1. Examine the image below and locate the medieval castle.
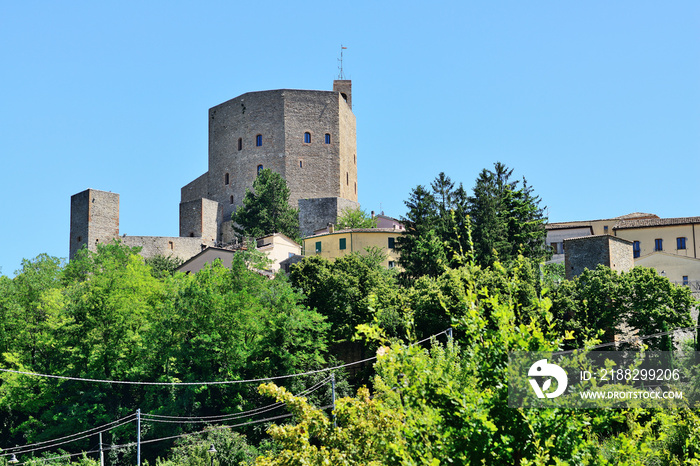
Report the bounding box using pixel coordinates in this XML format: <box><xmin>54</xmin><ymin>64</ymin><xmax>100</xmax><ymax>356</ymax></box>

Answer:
<box><xmin>69</xmin><ymin>80</ymin><xmax>360</xmax><ymax>261</ymax></box>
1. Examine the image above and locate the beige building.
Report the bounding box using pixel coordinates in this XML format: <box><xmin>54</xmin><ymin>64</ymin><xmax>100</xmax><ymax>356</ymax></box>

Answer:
<box><xmin>302</xmin><ymin>228</ymin><xmax>402</xmax><ymax>269</ymax></box>
<box><xmin>547</xmin><ymin>213</ymin><xmax>700</xmax><ymax>289</ymax></box>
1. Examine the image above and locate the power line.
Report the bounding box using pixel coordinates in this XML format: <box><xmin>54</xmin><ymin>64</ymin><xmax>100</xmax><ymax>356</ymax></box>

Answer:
<box><xmin>0</xmin><ymin>330</ymin><xmax>451</xmax><ymax>386</ymax></box>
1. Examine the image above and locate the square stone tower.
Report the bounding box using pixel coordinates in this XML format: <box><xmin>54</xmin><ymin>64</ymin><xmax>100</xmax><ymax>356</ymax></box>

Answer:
<box><xmin>69</xmin><ymin>189</ymin><xmax>120</xmax><ymax>258</ymax></box>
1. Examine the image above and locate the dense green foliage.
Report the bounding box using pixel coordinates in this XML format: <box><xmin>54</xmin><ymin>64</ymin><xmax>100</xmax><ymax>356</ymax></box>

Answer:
<box><xmin>335</xmin><ymin>206</ymin><xmax>378</xmax><ymax>229</ymax></box>
<box><xmin>231</xmin><ymin>169</ymin><xmax>300</xmax><ymax>242</ymax></box>
<box><xmin>2</xmin><ymin>164</ymin><xmax>699</xmax><ymax>465</ymax></box>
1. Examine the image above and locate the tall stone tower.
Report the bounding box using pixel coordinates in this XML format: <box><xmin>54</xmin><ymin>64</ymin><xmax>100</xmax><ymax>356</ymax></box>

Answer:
<box><xmin>69</xmin><ymin>189</ymin><xmax>120</xmax><ymax>258</ymax></box>
<box><xmin>180</xmin><ymin>80</ymin><xmax>359</xmax><ymax>242</ymax></box>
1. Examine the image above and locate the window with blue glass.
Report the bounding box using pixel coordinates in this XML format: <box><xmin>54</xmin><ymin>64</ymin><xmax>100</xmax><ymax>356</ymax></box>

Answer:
<box><xmin>388</xmin><ymin>237</ymin><xmax>395</xmax><ymax>249</ymax></box>
<box><xmin>677</xmin><ymin>237</ymin><xmax>687</xmax><ymax>250</ymax></box>
<box><xmin>257</xmin><ymin>164</ymin><xmax>263</xmax><ymax>175</ymax></box>
<box><xmin>339</xmin><ymin>238</ymin><xmax>346</xmax><ymax>250</ymax></box>
<box><xmin>256</xmin><ymin>134</ymin><xmax>262</xmax><ymax>146</ymax></box>
<box><xmin>633</xmin><ymin>241</ymin><xmax>641</xmax><ymax>258</ymax></box>
<box><xmin>325</xmin><ymin>133</ymin><xmax>331</xmax><ymax>144</ymax></box>
<box><xmin>304</xmin><ymin>132</ymin><xmax>311</xmax><ymax>143</ymax></box>
<box><xmin>654</xmin><ymin>238</ymin><xmax>663</xmax><ymax>251</ymax></box>
<box><xmin>683</xmin><ymin>276</ymin><xmax>689</xmax><ymax>286</ymax></box>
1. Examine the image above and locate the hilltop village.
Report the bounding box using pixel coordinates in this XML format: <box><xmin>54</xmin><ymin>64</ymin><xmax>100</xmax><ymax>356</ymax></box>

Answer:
<box><xmin>69</xmin><ymin>80</ymin><xmax>700</xmax><ymax>289</ymax></box>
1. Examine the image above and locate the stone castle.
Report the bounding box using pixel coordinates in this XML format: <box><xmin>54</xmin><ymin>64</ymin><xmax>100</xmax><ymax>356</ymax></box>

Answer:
<box><xmin>70</xmin><ymin>80</ymin><xmax>360</xmax><ymax>261</ymax></box>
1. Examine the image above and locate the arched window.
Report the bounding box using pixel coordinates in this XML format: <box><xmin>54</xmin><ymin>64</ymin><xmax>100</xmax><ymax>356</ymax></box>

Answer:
<box><xmin>304</xmin><ymin>132</ymin><xmax>311</xmax><ymax>144</ymax></box>
<box><xmin>225</xmin><ymin>173</ymin><xmax>229</xmax><ymax>185</ymax></box>
<box><xmin>257</xmin><ymin>164</ymin><xmax>264</xmax><ymax>175</ymax></box>
<box><xmin>325</xmin><ymin>133</ymin><xmax>331</xmax><ymax>144</ymax></box>
<box><xmin>238</xmin><ymin>138</ymin><xmax>242</xmax><ymax>151</ymax></box>
<box><xmin>256</xmin><ymin>135</ymin><xmax>262</xmax><ymax>147</ymax></box>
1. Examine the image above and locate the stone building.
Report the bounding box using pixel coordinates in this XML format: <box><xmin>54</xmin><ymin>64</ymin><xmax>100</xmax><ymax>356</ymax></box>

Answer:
<box><xmin>70</xmin><ymin>80</ymin><xmax>360</xmax><ymax>260</ymax></box>
<box><xmin>563</xmin><ymin>235</ymin><xmax>634</xmax><ymax>280</ymax></box>
<box><xmin>181</xmin><ymin>80</ymin><xmax>359</xmax><ymax>243</ymax></box>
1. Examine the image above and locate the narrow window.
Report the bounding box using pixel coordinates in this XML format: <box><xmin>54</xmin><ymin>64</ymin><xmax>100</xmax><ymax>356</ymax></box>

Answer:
<box><xmin>168</xmin><ymin>241</ymin><xmax>174</xmax><ymax>250</ymax></box>
<box><xmin>354</xmin><ymin>182</ymin><xmax>357</xmax><ymax>194</ymax></box>
<box><xmin>304</xmin><ymin>132</ymin><xmax>311</xmax><ymax>143</ymax></box>
<box><xmin>654</xmin><ymin>238</ymin><xmax>663</xmax><ymax>252</ymax></box>
<box><xmin>299</xmin><ymin>160</ymin><xmax>303</xmax><ymax>168</ymax></box>
<box><xmin>325</xmin><ymin>133</ymin><xmax>331</xmax><ymax>144</ymax></box>
<box><xmin>77</xmin><ymin>236</ymin><xmax>82</xmax><ymax>242</ymax></box>
<box><xmin>346</xmin><ymin>172</ymin><xmax>349</xmax><ymax>185</ymax></box>
<box><xmin>230</xmin><ymin>195</ymin><xmax>234</xmax><ymax>204</ymax></box>
<box><xmin>225</xmin><ymin>173</ymin><xmax>229</xmax><ymax>185</ymax></box>
<box><xmin>633</xmin><ymin>241</ymin><xmax>640</xmax><ymax>258</ymax></box>
<box><xmin>257</xmin><ymin>164</ymin><xmax>263</xmax><ymax>175</ymax></box>
<box><xmin>603</xmin><ymin>225</ymin><xmax>608</xmax><ymax>234</ymax></box>
<box><xmin>677</xmin><ymin>237</ymin><xmax>687</xmax><ymax>250</ymax></box>
<box><xmin>339</xmin><ymin>238</ymin><xmax>346</xmax><ymax>250</ymax></box>
<box><xmin>683</xmin><ymin>276</ymin><xmax>689</xmax><ymax>286</ymax></box>
<box><xmin>354</xmin><ymin>154</ymin><xmax>356</xmax><ymax>164</ymax></box>
<box><xmin>238</xmin><ymin>138</ymin><xmax>242</xmax><ymax>151</ymax></box>
<box><xmin>256</xmin><ymin>134</ymin><xmax>262</xmax><ymax>146</ymax></box>
<box><xmin>315</xmin><ymin>241</ymin><xmax>322</xmax><ymax>253</ymax></box>
<box><xmin>388</xmin><ymin>237</ymin><xmax>396</xmax><ymax>249</ymax></box>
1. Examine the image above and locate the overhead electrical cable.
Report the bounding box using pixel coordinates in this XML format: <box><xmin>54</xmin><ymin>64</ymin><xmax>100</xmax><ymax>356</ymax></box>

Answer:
<box><xmin>0</xmin><ymin>329</ymin><xmax>451</xmax><ymax>386</ymax></box>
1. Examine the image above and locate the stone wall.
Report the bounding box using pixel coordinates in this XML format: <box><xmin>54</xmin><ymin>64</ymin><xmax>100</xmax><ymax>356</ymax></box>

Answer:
<box><xmin>69</xmin><ymin>189</ymin><xmax>120</xmax><ymax>258</ymax></box>
<box><xmin>179</xmin><ymin>198</ymin><xmax>222</xmax><ymax>243</ymax></box>
<box><xmin>181</xmin><ymin>173</ymin><xmax>208</xmax><ymax>203</ymax></box>
<box><xmin>564</xmin><ymin>235</ymin><xmax>633</xmax><ymax>280</ymax></box>
<box><xmin>299</xmin><ymin>197</ymin><xmax>360</xmax><ymax>238</ymax></box>
<box><xmin>121</xmin><ymin>236</ymin><xmax>213</xmax><ymax>262</ymax></box>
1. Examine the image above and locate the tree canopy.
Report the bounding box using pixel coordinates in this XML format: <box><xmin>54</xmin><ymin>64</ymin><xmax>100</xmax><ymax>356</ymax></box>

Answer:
<box><xmin>231</xmin><ymin>169</ymin><xmax>300</xmax><ymax>242</ymax></box>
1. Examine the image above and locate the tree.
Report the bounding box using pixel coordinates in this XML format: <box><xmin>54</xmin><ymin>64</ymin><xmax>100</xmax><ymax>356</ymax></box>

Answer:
<box><xmin>335</xmin><ymin>206</ymin><xmax>377</xmax><ymax>229</ymax></box>
<box><xmin>231</xmin><ymin>169</ymin><xmax>300</xmax><ymax>241</ymax></box>
<box><xmin>468</xmin><ymin>162</ymin><xmax>549</xmax><ymax>267</ymax></box>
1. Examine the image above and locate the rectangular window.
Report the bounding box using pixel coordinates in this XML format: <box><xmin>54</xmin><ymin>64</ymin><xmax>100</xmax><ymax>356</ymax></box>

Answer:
<box><xmin>325</xmin><ymin>133</ymin><xmax>331</xmax><ymax>144</ymax></box>
<box><xmin>388</xmin><ymin>237</ymin><xmax>395</xmax><ymax>249</ymax></box>
<box><xmin>654</xmin><ymin>238</ymin><xmax>663</xmax><ymax>252</ymax></box>
<box><xmin>677</xmin><ymin>237</ymin><xmax>687</xmax><ymax>250</ymax></box>
<box><xmin>256</xmin><ymin>135</ymin><xmax>262</xmax><ymax>146</ymax></box>
<box><xmin>315</xmin><ymin>241</ymin><xmax>322</xmax><ymax>253</ymax></box>
<box><xmin>603</xmin><ymin>225</ymin><xmax>608</xmax><ymax>234</ymax></box>
<box><xmin>633</xmin><ymin>241</ymin><xmax>641</xmax><ymax>258</ymax></box>
<box><xmin>339</xmin><ymin>238</ymin><xmax>346</xmax><ymax>250</ymax></box>
<box><xmin>388</xmin><ymin>261</ymin><xmax>395</xmax><ymax>268</ymax></box>
<box><xmin>683</xmin><ymin>276</ymin><xmax>689</xmax><ymax>286</ymax></box>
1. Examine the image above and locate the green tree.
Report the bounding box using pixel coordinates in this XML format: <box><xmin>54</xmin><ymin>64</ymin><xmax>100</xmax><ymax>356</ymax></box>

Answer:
<box><xmin>468</xmin><ymin>162</ymin><xmax>548</xmax><ymax>267</ymax></box>
<box><xmin>231</xmin><ymin>169</ymin><xmax>300</xmax><ymax>242</ymax></box>
<box><xmin>335</xmin><ymin>206</ymin><xmax>378</xmax><ymax>229</ymax></box>
<box><xmin>145</xmin><ymin>254</ymin><xmax>184</xmax><ymax>279</ymax></box>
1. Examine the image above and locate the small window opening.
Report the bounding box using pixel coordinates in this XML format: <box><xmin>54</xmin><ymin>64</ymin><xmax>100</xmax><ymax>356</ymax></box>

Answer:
<box><xmin>256</xmin><ymin>134</ymin><xmax>262</xmax><ymax>146</ymax></box>
<box><xmin>77</xmin><ymin>236</ymin><xmax>82</xmax><ymax>242</ymax></box>
<box><xmin>325</xmin><ymin>133</ymin><xmax>331</xmax><ymax>144</ymax></box>
<box><xmin>257</xmin><ymin>164</ymin><xmax>263</xmax><ymax>175</ymax></box>
<box><xmin>168</xmin><ymin>241</ymin><xmax>174</xmax><ymax>251</ymax></box>
<box><xmin>299</xmin><ymin>160</ymin><xmax>303</xmax><ymax>168</ymax></box>
<box><xmin>341</xmin><ymin>93</ymin><xmax>348</xmax><ymax>102</ymax></box>
<box><xmin>225</xmin><ymin>173</ymin><xmax>229</xmax><ymax>185</ymax></box>
<box><xmin>353</xmin><ymin>154</ymin><xmax>356</xmax><ymax>164</ymax></box>
<box><xmin>189</xmin><ymin>232</ymin><xmax>194</xmax><ymax>237</ymax></box>
<box><xmin>230</xmin><ymin>195</ymin><xmax>234</xmax><ymax>204</ymax></box>
<box><xmin>238</xmin><ymin>138</ymin><xmax>242</xmax><ymax>151</ymax></box>
<box><xmin>354</xmin><ymin>182</ymin><xmax>357</xmax><ymax>195</ymax></box>
<box><xmin>304</xmin><ymin>132</ymin><xmax>311</xmax><ymax>143</ymax></box>
<box><xmin>346</xmin><ymin>172</ymin><xmax>349</xmax><ymax>185</ymax></box>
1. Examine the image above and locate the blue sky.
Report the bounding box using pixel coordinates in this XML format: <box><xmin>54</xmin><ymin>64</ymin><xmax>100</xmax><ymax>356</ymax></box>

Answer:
<box><xmin>1</xmin><ymin>1</ymin><xmax>698</xmax><ymax>276</ymax></box>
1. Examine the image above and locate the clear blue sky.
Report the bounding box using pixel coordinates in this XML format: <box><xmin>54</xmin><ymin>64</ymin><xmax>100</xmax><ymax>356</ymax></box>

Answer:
<box><xmin>1</xmin><ymin>1</ymin><xmax>698</xmax><ymax>276</ymax></box>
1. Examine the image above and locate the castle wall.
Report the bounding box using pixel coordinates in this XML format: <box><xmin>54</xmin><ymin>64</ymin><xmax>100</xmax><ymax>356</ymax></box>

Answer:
<box><xmin>338</xmin><ymin>92</ymin><xmax>357</xmax><ymax>201</ymax></box>
<box><xmin>179</xmin><ymin>198</ymin><xmax>222</xmax><ymax>242</ymax></box>
<box><xmin>208</xmin><ymin>90</ymin><xmax>287</xmax><ymax>221</ymax></box>
<box><xmin>299</xmin><ymin>197</ymin><xmax>360</xmax><ymax>238</ymax></box>
<box><xmin>70</xmin><ymin>189</ymin><xmax>120</xmax><ymax>258</ymax></box>
<box><xmin>121</xmin><ymin>236</ymin><xmax>212</xmax><ymax>262</ymax></box>
<box><xmin>181</xmin><ymin>172</ymin><xmax>209</xmax><ymax>203</ymax></box>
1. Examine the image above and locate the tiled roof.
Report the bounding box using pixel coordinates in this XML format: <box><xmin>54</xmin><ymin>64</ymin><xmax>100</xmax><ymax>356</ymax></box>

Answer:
<box><xmin>304</xmin><ymin>228</ymin><xmax>403</xmax><ymax>239</ymax></box>
<box><xmin>613</xmin><ymin>216</ymin><xmax>700</xmax><ymax>230</ymax></box>
<box><xmin>546</xmin><ymin>213</ymin><xmax>658</xmax><ymax>230</ymax></box>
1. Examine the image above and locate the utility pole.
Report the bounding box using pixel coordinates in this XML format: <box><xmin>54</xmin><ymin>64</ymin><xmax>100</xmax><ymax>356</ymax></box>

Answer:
<box><xmin>99</xmin><ymin>432</ymin><xmax>104</xmax><ymax>466</ymax></box>
<box><xmin>331</xmin><ymin>373</ymin><xmax>337</xmax><ymax>428</ymax></box>
<box><xmin>136</xmin><ymin>409</ymin><xmax>141</xmax><ymax>466</ymax></box>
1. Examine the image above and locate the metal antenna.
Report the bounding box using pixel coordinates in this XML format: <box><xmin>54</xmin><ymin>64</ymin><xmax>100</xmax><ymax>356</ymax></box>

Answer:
<box><xmin>338</xmin><ymin>45</ymin><xmax>347</xmax><ymax>79</ymax></box>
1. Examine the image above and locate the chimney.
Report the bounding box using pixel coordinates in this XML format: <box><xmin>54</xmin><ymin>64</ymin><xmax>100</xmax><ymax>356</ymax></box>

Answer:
<box><xmin>371</xmin><ymin>210</ymin><xmax>375</xmax><ymax>218</ymax></box>
<box><xmin>328</xmin><ymin>223</ymin><xmax>335</xmax><ymax>233</ymax></box>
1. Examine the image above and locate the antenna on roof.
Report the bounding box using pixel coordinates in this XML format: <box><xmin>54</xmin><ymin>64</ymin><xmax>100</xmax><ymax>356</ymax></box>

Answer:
<box><xmin>338</xmin><ymin>45</ymin><xmax>347</xmax><ymax>79</ymax></box>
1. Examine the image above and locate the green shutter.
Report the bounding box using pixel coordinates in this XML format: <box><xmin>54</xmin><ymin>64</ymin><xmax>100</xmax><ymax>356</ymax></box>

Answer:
<box><xmin>339</xmin><ymin>238</ymin><xmax>347</xmax><ymax>250</ymax></box>
<box><xmin>315</xmin><ymin>241</ymin><xmax>322</xmax><ymax>253</ymax></box>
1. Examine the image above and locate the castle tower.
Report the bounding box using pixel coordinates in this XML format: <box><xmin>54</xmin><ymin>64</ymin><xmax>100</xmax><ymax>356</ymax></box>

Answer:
<box><xmin>69</xmin><ymin>189</ymin><xmax>120</xmax><ymax>258</ymax></box>
<box><xmin>180</xmin><ymin>80</ymin><xmax>359</xmax><ymax>242</ymax></box>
